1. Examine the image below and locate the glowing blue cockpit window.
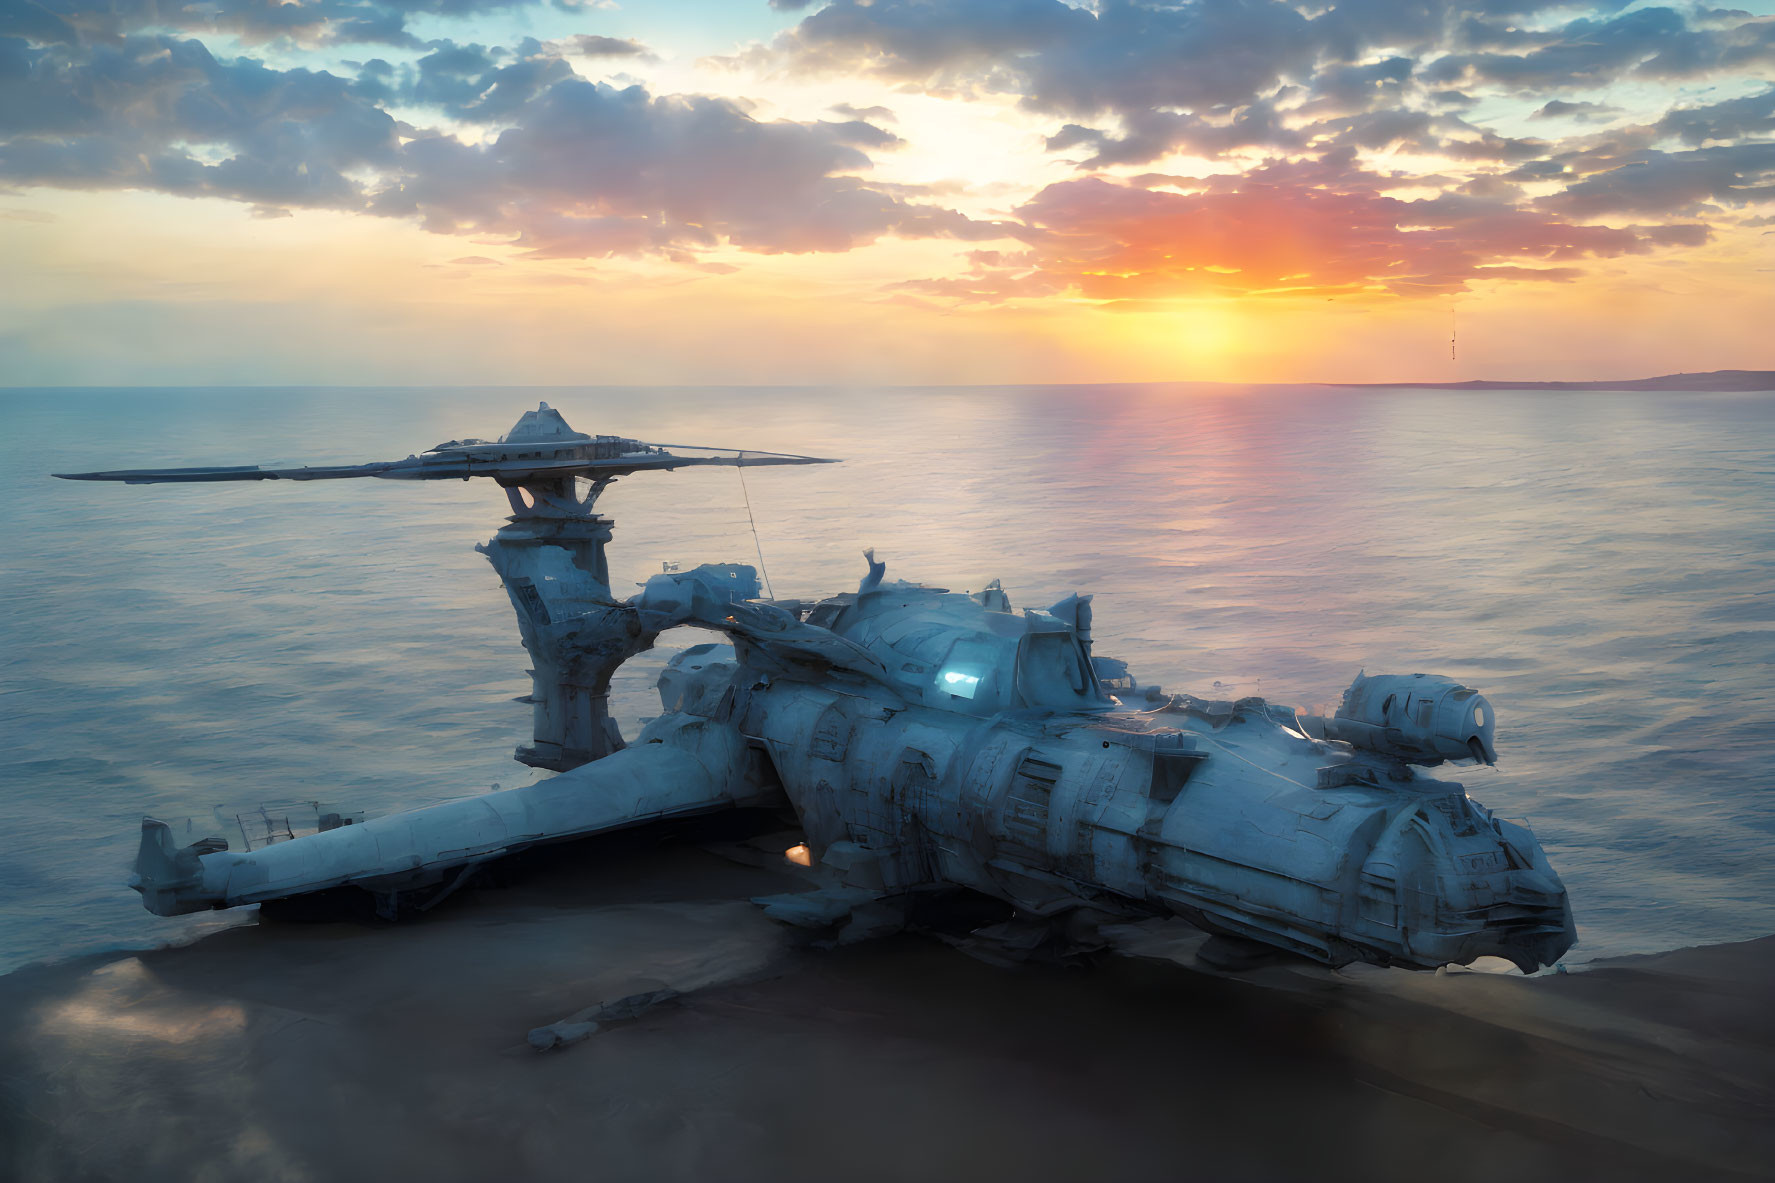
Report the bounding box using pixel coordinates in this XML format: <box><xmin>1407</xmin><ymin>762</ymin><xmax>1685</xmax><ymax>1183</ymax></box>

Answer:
<box><xmin>939</xmin><ymin>668</ymin><xmax>982</xmax><ymax>699</ymax></box>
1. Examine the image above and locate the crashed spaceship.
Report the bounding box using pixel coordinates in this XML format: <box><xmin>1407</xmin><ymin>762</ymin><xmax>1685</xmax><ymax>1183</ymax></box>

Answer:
<box><xmin>59</xmin><ymin>404</ymin><xmax>1575</xmax><ymax>973</ymax></box>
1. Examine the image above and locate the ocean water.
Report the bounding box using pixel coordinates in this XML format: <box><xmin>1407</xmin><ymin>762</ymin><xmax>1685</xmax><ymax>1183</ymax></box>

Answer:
<box><xmin>2</xmin><ymin>385</ymin><xmax>1772</xmax><ymax>974</ymax></box>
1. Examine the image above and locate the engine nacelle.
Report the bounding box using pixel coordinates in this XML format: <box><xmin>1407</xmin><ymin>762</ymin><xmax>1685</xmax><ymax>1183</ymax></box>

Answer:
<box><xmin>1322</xmin><ymin>672</ymin><xmax>1496</xmax><ymax>764</ymax></box>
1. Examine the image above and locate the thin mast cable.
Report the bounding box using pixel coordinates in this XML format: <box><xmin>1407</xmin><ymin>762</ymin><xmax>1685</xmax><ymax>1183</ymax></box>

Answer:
<box><xmin>736</xmin><ymin>453</ymin><xmax>776</xmax><ymax>601</ymax></box>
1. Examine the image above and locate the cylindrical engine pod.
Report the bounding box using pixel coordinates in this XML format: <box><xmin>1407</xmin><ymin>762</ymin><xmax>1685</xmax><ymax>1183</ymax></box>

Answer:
<box><xmin>1326</xmin><ymin>672</ymin><xmax>1496</xmax><ymax>764</ymax></box>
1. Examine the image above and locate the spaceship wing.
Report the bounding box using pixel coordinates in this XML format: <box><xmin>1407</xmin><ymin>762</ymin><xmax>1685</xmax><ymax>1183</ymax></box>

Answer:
<box><xmin>644</xmin><ymin>443</ymin><xmax>839</xmax><ymax>463</ymax></box>
<box><xmin>599</xmin><ymin>451</ymin><xmax>837</xmax><ymax>474</ymax></box>
<box><xmin>56</xmin><ymin>449</ymin><xmax>835</xmax><ymax>485</ymax></box>
<box><xmin>132</xmin><ymin>716</ymin><xmax>780</xmax><ymax>918</ymax></box>
<box><xmin>54</xmin><ymin>460</ymin><xmax>413</xmax><ymax>483</ymax></box>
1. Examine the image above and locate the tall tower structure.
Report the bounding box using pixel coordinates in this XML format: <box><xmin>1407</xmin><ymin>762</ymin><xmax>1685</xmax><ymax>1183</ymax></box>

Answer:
<box><xmin>58</xmin><ymin>402</ymin><xmax>833</xmax><ymax>771</ymax></box>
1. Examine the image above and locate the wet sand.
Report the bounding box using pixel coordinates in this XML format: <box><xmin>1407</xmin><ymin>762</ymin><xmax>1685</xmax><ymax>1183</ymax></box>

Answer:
<box><xmin>3</xmin><ymin>826</ymin><xmax>1771</xmax><ymax>1183</ymax></box>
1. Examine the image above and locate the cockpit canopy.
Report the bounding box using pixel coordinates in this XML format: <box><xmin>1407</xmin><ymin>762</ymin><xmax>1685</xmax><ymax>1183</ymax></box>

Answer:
<box><xmin>813</xmin><ymin>581</ymin><xmax>1112</xmax><ymax>717</ymax></box>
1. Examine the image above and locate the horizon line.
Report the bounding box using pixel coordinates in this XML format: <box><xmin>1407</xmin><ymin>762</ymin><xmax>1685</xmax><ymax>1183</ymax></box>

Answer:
<box><xmin>4</xmin><ymin>372</ymin><xmax>1774</xmax><ymax>394</ymax></box>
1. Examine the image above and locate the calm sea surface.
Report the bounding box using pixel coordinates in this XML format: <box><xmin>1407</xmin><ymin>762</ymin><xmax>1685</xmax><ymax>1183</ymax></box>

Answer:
<box><xmin>2</xmin><ymin>385</ymin><xmax>1773</xmax><ymax>974</ymax></box>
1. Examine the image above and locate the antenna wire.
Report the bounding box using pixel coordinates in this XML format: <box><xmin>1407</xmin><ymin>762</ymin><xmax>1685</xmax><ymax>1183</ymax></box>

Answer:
<box><xmin>736</xmin><ymin>453</ymin><xmax>776</xmax><ymax>601</ymax></box>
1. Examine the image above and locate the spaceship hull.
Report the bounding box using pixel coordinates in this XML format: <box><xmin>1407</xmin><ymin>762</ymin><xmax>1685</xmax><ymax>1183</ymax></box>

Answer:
<box><xmin>736</xmin><ymin>674</ymin><xmax>1572</xmax><ymax>972</ymax></box>
<box><xmin>86</xmin><ymin>403</ymin><xmax>1571</xmax><ymax>974</ymax></box>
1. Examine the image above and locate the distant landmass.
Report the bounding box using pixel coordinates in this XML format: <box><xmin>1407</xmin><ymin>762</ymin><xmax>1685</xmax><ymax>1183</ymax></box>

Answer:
<box><xmin>1332</xmin><ymin>369</ymin><xmax>1775</xmax><ymax>392</ymax></box>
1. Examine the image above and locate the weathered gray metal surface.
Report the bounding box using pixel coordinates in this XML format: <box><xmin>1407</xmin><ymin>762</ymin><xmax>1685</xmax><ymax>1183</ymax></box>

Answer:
<box><xmin>638</xmin><ymin>572</ymin><xmax>1573</xmax><ymax>971</ymax></box>
<box><xmin>53</xmin><ymin>402</ymin><xmax>833</xmax><ymax>487</ymax></box>
<box><xmin>134</xmin><ymin>710</ymin><xmax>782</xmax><ymax>918</ymax></box>
<box><xmin>65</xmin><ymin>404</ymin><xmax>1575</xmax><ymax>972</ymax></box>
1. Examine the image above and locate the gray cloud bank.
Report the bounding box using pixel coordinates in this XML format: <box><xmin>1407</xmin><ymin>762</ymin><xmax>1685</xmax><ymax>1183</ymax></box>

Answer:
<box><xmin>0</xmin><ymin>29</ymin><xmax>1000</xmax><ymax>257</ymax></box>
<box><xmin>761</xmin><ymin>0</ymin><xmax>1775</xmax><ymax>175</ymax></box>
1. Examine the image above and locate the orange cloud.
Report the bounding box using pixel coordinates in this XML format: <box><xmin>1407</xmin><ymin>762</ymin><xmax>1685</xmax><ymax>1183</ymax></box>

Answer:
<box><xmin>942</xmin><ymin>159</ymin><xmax>1711</xmax><ymax>303</ymax></box>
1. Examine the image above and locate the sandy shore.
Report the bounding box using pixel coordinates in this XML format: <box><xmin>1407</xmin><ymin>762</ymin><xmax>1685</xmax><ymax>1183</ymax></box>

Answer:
<box><xmin>4</xmin><ymin>823</ymin><xmax>1771</xmax><ymax>1183</ymax></box>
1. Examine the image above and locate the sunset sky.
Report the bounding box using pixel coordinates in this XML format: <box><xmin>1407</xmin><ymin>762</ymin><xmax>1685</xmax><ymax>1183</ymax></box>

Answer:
<box><xmin>3</xmin><ymin>0</ymin><xmax>1773</xmax><ymax>385</ymax></box>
